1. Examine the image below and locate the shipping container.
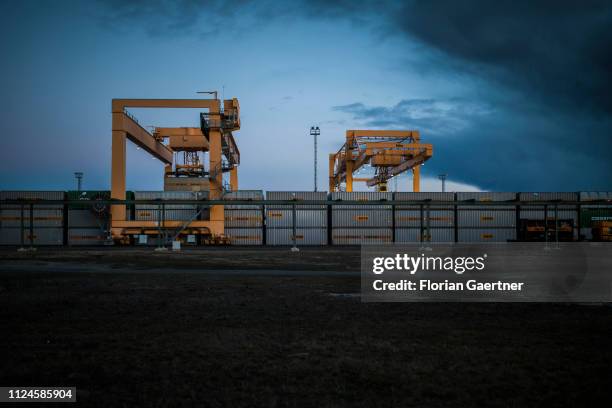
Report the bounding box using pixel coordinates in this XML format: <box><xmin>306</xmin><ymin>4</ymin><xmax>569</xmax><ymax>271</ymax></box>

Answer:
<box><xmin>266</xmin><ymin>228</ymin><xmax>327</xmax><ymax>245</ymax></box>
<box><xmin>395</xmin><ymin>209</ymin><xmax>455</xmax><ymax>228</ymax></box>
<box><xmin>0</xmin><ymin>191</ymin><xmax>64</xmax><ymax>201</ymax></box>
<box><xmin>578</xmin><ymin>193</ymin><xmax>612</xmax><ymax>235</ymax></box>
<box><xmin>0</xmin><ymin>191</ymin><xmax>64</xmax><ymax>228</ymax></box>
<box><xmin>331</xmin><ymin>192</ymin><xmax>392</xmax><ymax>228</ymax></box>
<box><xmin>266</xmin><ymin>191</ymin><xmax>327</xmax><ymax>209</ymax></box>
<box><xmin>134</xmin><ymin>191</ymin><xmax>205</xmax><ymax>221</ymax></box>
<box><xmin>224</xmin><ymin>228</ymin><xmax>263</xmax><ymax>245</ymax></box>
<box><xmin>266</xmin><ymin>191</ymin><xmax>327</xmax><ymax>228</ymax></box>
<box><xmin>224</xmin><ymin>209</ymin><xmax>264</xmax><ymax>228</ymax></box>
<box><xmin>330</xmin><ymin>192</ymin><xmax>392</xmax><ymax>209</ymax></box>
<box><xmin>457</xmin><ymin>228</ymin><xmax>516</xmax><ymax>242</ymax></box>
<box><xmin>0</xmin><ymin>209</ymin><xmax>64</xmax><ymax>227</ymax></box>
<box><xmin>266</xmin><ymin>209</ymin><xmax>327</xmax><ymax>228</ymax></box>
<box><xmin>579</xmin><ymin>192</ymin><xmax>612</xmax><ymax>202</ymax></box>
<box><xmin>332</xmin><ymin>209</ymin><xmax>392</xmax><ymax>228</ymax></box>
<box><xmin>394</xmin><ymin>192</ymin><xmax>455</xmax><ymax>203</ymax></box>
<box><xmin>222</xmin><ymin>190</ymin><xmax>263</xmax><ymax>209</ymax></box>
<box><xmin>580</xmin><ymin>227</ymin><xmax>593</xmax><ymax>241</ymax></box>
<box><xmin>518</xmin><ymin>193</ymin><xmax>578</xmax><ymax>239</ymax></box>
<box><xmin>164</xmin><ymin>176</ymin><xmax>210</xmax><ymax>192</ymax></box>
<box><xmin>394</xmin><ymin>228</ymin><xmax>454</xmax><ymax>243</ymax></box>
<box><xmin>0</xmin><ymin>227</ymin><xmax>63</xmax><ymax>245</ymax></box>
<box><xmin>456</xmin><ymin>192</ymin><xmax>517</xmax><ymax>202</ymax></box>
<box><xmin>68</xmin><ymin>209</ymin><xmax>109</xmax><ymax>228</ymax></box>
<box><xmin>456</xmin><ymin>193</ymin><xmax>516</xmax><ymax>228</ymax></box>
<box><xmin>331</xmin><ymin>228</ymin><xmax>392</xmax><ymax>245</ymax></box>
<box><xmin>68</xmin><ymin>228</ymin><xmax>108</xmax><ymax>245</ymax></box>
<box><xmin>394</xmin><ymin>192</ymin><xmax>455</xmax><ymax>228</ymax></box>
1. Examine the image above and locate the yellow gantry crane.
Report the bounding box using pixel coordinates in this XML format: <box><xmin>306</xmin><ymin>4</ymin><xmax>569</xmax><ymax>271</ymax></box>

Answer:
<box><xmin>109</xmin><ymin>97</ymin><xmax>240</xmax><ymax>241</ymax></box>
<box><xmin>328</xmin><ymin>130</ymin><xmax>433</xmax><ymax>192</ymax></box>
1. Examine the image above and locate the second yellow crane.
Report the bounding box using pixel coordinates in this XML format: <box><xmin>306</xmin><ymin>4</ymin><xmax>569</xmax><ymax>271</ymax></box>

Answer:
<box><xmin>329</xmin><ymin>129</ymin><xmax>433</xmax><ymax>192</ymax></box>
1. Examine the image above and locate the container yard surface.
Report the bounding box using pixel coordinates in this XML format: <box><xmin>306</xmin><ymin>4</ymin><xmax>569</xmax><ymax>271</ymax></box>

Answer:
<box><xmin>1</xmin><ymin>247</ymin><xmax>611</xmax><ymax>407</ymax></box>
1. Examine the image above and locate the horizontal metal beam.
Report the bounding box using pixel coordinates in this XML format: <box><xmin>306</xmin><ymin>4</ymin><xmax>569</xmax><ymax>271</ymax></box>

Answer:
<box><xmin>347</xmin><ymin>129</ymin><xmax>419</xmax><ymax>139</ymax></box>
<box><xmin>112</xmin><ymin>99</ymin><xmax>220</xmax><ymax>113</ymax></box>
<box><xmin>113</xmin><ymin>113</ymin><xmax>173</xmax><ymax>164</ymax></box>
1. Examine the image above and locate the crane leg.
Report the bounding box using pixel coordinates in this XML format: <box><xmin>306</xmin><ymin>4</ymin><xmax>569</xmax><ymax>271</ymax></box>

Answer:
<box><xmin>110</xmin><ymin>130</ymin><xmax>127</xmax><ymax>238</ymax></box>
<box><xmin>230</xmin><ymin>167</ymin><xmax>238</xmax><ymax>191</ymax></box>
<box><xmin>329</xmin><ymin>154</ymin><xmax>336</xmax><ymax>192</ymax></box>
<box><xmin>412</xmin><ymin>165</ymin><xmax>420</xmax><ymax>192</ymax></box>
<box><xmin>346</xmin><ymin>161</ymin><xmax>354</xmax><ymax>192</ymax></box>
<box><xmin>209</xmin><ymin>129</ymin><xmax>224</xmax><ymax>236</ymax></box>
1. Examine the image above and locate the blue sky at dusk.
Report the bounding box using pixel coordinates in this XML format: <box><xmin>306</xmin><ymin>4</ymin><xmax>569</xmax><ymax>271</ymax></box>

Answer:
<box><xmin>1</xmin><ymin>1</ymin><xmax>610</xmax><ymax>192</ymax></box>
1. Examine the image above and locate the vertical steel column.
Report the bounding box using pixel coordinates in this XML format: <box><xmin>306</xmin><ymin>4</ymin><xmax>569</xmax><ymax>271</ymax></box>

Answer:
<box><xmin>162</xmin><ymin>202</ymin><xmax>166</xmax><ymax>246</ymax></box>
<box><xmin>453</xmin><ymin>198</ymin><xmax>458</xmax><ymax>243</ymax></box>
<box><xmin>29</xmin><ymin>203</ymin><xmax>34</xmax><ymax>247</ymax></box>
<box><xmin>515</xmin><ymin>193</ymin><xmax>521</xmax><ymax>241</ymax></box>
<box><xmin>261</xmin><ymin>204</ymin><xmax>266</xmax><ymax>246</ymax></box>
<box><xmin>157</xmin><ymin>202</ymin><xmax>162</xmax><ymax>248</ymax></box>
<box><xmin>391</xmin><ymin>202</ymin><xmax>395</xmax><ymax>243</ymax></box>
<box><xmin>576</xmin><ymin>192</ymin><xmax>581</xmax><ymax>241</ymax></box>
<box><xmin>554</xmin><ymin>204</ymin><xmax>559</xmax><ymax>244</ymax></box>
<box><xmin>327</xmin><ymin>200</ymin><xmax>332</xmax><ymax>246</ymax></box>
<box><xmin>425</xmin><ymin>204</ymin><xmax>431</xmax><ymax>242</ymax></box>
<box><xmin>292</xmin><ymin>203</ymin><xmax>297</xmax><ymax>250</ymax></box>
<box><xmin>20</xmin><ymin>204</ymin><xmax>25</xmax><ymax>248</ymax></box>
<box><xmin>419</xmin><ymin>204</ymin><xmax>424</xmax><ymax>242</ymax></box>
<box><xmin>544</xmin><ymin>204</ymin><xmax>548</xmax><ymax>245</ymax></box>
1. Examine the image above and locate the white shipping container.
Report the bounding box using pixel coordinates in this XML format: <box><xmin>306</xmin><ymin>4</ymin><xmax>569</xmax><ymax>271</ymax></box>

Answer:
<box><xmin>0</xmin><ymin>227</ymin><xmax>63</xmax><ymax>245</ymax></box>
<box><xmin>266</xmin><ymin>191</ymin><xmax>327</xmax><ymax>209</ymax></box>
<box><xmin>395</xmin><ymin>209</ymin><xmax>455</xmax><ymax>228</ymax></box>
<box><xmin>223</xmin><ymin>190</ymin><xmax>263</xmax><ymax>209</ymax></box>
<box><xmin>0</xmin><ymin>208</ymin><xmax>64</xmax><ymax>227</ymax></box>
<box><xmin>456</xmin><ymin>192</ymin><xmax>516</xmax><ymax>202</ymax></box>
<box><xmin>394</xmin><ymin>228</ymin><xmax>454</xmax><ymax>243</ymax></box>
<box><xmin>457</xmin><ymin>228</ymin><xmax>516</xmax><ymax>242</ymax></box>
<box><xmin>224</xmin><ymin>228</ymin><xmax>263</xmax><ymax>245</ymax></box>
<box><xmin>394</xmin><ymin>192</ymin><xmax>455</xmax><ymax>204</ymax></box>
<box><xmin>0</xmin><ymin>191</ymin><xmax>64</xmax><ymax>202</ymax></box>
<box><xmin>224</xmin><ymin>209</ymin><xmax>264</xmax><ymax>227</ymax></box>
<box><xmin>579</xmin><ymin>192</ymin><xmax>612</xmax><ymax>202</ymax></box>
<box><xmin>332</xmin><ymin>228</ymin><xmax>392</xmax><ymax>245</ymax></box>
<box><xmin>332</xmin><ymin>209</ymin><xmax>392</xmax><ymax>228</ymax></box>
<box><xmin>266</xmin><ymin>209</ymin><xmax>327</xmax><ymax>228</ymax></box>
<box><xmin>457</xmin><ymin>208</ymin><xmax>516</xmax><ymax>228</ymax></box>
<box><xmin>266</xmin><ymin>228</ymin><xmax>327</xmax><ymax>245</ymax></box>
<box><xmin>330</xmin><ymin>192</ymin><xmax>392</xmax><ymax>209</ymax></box>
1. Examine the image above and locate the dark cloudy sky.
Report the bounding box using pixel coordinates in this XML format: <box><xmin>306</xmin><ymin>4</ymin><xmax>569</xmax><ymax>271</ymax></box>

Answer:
<box><xmin>1</xmin><ymin>0</ymin><xmax>610</xmax><ymax>192</ymax></box>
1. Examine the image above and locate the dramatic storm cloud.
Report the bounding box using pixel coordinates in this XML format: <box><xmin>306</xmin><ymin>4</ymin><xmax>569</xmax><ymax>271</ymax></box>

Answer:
<box><xmin>0</xmin><ymin>0</ymin><xmax>610</xmax><ymax>191</ymax></box>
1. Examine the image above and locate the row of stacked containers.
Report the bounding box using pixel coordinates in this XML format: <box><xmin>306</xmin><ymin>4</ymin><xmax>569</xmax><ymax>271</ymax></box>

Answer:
<box><xmin>223</xmin><ymin>191</ymin><xmax>265</xmax><ymax>245</ymax></box>
<box><xmin>1</xmin><ymin>191</ymin><xmax>611</xmax><ymax>245</ymax></box>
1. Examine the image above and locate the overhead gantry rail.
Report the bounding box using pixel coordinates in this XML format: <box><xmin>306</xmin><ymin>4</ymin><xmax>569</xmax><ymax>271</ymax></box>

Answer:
<box><xmin>329</xmin><ymin>129</ymin><xmax>433</xmax><ymax>192</ymax></box>
<box><xmin>110</xmin><ymin>97</ymin><xmax>240</xmax><ymax>241</ymax></box>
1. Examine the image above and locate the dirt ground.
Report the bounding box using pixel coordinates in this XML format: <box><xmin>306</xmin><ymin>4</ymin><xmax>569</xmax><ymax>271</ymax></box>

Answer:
<box><xmin>1</xmin><ymin>248</ymin><xmax>611</xmax><ymax>407</ymax></box>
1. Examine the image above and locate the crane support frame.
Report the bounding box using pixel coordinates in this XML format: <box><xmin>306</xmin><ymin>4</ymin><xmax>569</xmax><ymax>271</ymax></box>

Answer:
<box><xmin>329</xmin><ymin>129</ymin><xmax>433</xmax><ymax>192</ymax></box>
<box><xmin>110</xmin><ymin>98</ymin><xmax>240</xmax><ymax>241</ymax></box>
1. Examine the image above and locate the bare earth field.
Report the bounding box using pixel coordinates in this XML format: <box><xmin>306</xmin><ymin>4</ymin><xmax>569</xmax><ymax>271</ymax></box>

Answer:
<box><xmin>1</xmin><ymin>247</ymin><xmax>611</xmax><ymax>407</ymax></box>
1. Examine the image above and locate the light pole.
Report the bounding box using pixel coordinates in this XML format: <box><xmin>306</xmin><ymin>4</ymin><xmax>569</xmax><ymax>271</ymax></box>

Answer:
<box><xmin>310</xmin><ymin>126</ymin><xmax>320</xmax><ymax>191</ymax></box>
<box><xmin>74</xmin><ymin>172</ymin><xmax>83</xmax><ymax>192</ymax></box>
<box><xmin>438</xmin><ymin>174</ymin><xmax>447</xmax><ymax>193</ymax></box>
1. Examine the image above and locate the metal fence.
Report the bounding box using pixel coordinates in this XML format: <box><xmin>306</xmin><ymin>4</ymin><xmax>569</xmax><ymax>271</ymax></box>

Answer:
<box><xmin>1</xmin><ymin>191</ymin><xmax>611</xmax><ymax>246</ymax></box>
